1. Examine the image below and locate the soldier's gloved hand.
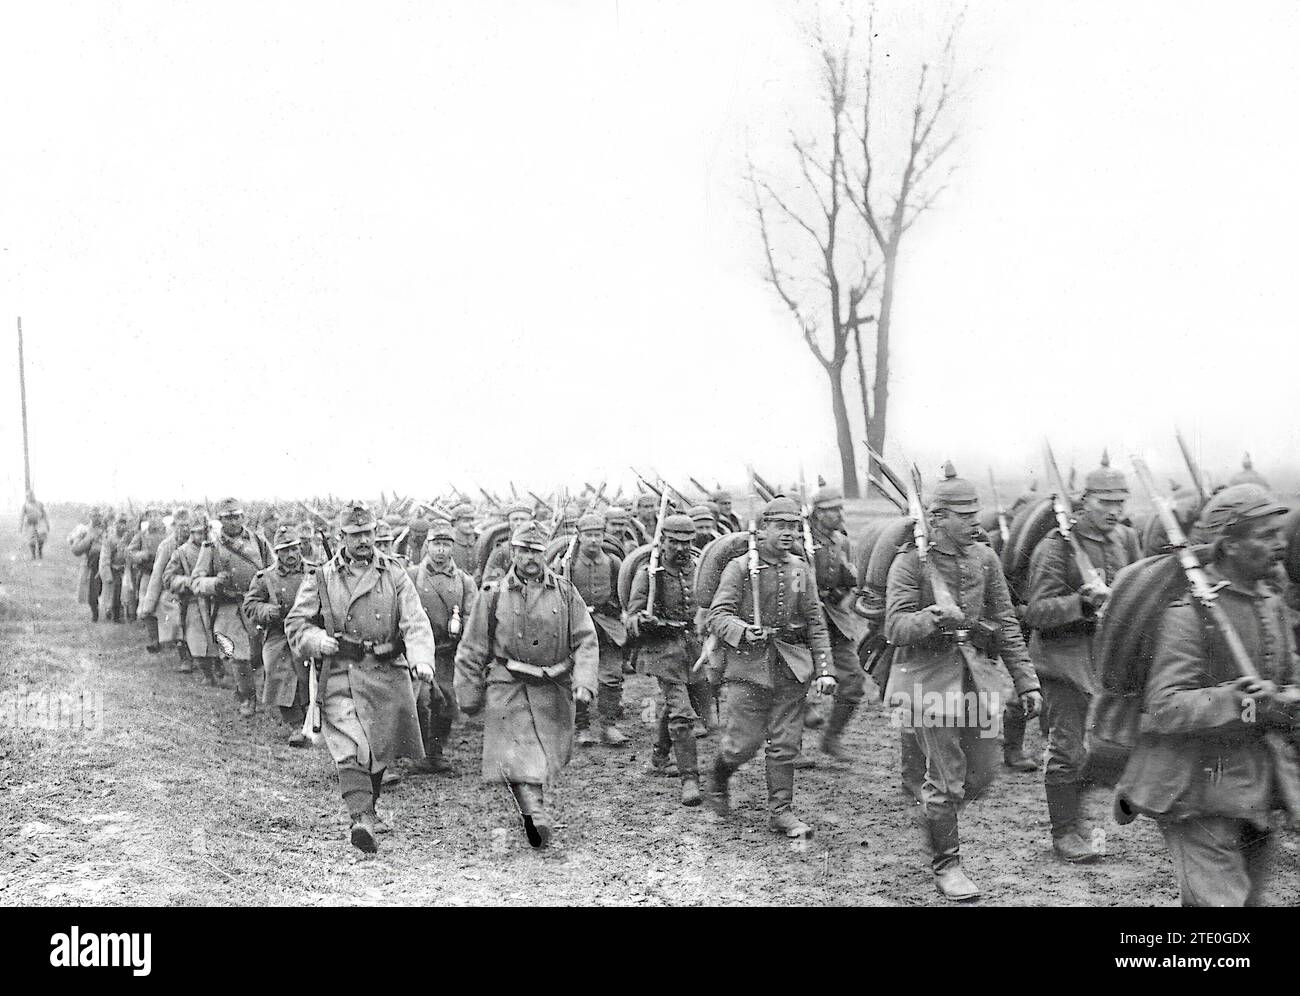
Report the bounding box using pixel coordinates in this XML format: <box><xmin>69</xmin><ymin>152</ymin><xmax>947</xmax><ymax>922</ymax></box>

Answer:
<box><xmin>742</xmin><ymin>625</ymin><xmax>768</xmax><ymax>645</ymax></box>
<box><xmin>625</xmin><ymin>613</ymin><xmax>642</xmax><ymax>640</ymax></box>
<box><xmin>574</xmin><ymin>687</ymin><xmax>594</xmax><ymax>706</ymax></box>
<box><xmin>265</xmin><ymin>604</ymin><xmax>283</xmax><ymax>622</ymax></box>
<box><xmin>813</xmin><ymin>675</ymin><xmax>838</xmax><ymax>695</ymax></box>
<box><xmin>413</xmin><ymin>660</ymin><xmax>435</xmax><ymax>684</ymax></box>
<box><xmin>1020</xmin><ymin>690</ymin><xmax>1044</xmax><ymax>719</ymax></box>
<box><xmin>926</xmin><ymin>603</ymin><xmax>964</xmax><ymax>628</ymax></box>
<box><xmin>1231</xmin><ymin>675</ymin><xmax>1277</xmax><ymax>699</ymax></box>
<box><xmin>318</xmin><ymin>634</ymin><xmax>340</xmax><ymax>656</ymax></box>
<box><xmin>1080</xmin><ymin>582</ymin><xmax>1111</xmax><ymax>609</ymax></box>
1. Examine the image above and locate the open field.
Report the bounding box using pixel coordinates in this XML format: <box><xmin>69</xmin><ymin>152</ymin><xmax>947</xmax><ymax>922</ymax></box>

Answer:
<box><xmin>3</xmin><ymin>511</ymin><xmax>1298</xmax><ymax>907</ymax></box>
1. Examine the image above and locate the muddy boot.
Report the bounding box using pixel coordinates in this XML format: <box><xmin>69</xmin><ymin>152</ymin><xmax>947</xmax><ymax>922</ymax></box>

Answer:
<box><xmin>767</xmin><ymin>760</ymin><xmax>813</xmax><ymax>839</ymax></box>
<box><xmin>687</xmin><ymin>683</ymin><xmax>714</xmax><ymax>737</ymax></box>
<box><xmin>645</xmin><ymin>748</ymin><xmax>678</xmax><ymax>778</ymax></box>
<box><xmin>1046</xmin><ymin>782</ymin><xmax>1099</xmax><ymax>863</ymax></box>
<box><xmin>575</xmin><ymin>698</ymin><xmax>598</xmax><ymax>746</ymax></box>
<box><xmin>672</xmin><ymin>726</ymin><xmax>701</xmax><ymax>807</ymax></box>
<box><xmin>705</xmin><ymin>757</ymin><xmax>735</xmax><ymax>816</ymax></box>
<box><xmin>820</xmin><ymin>701</ymin><xmax>857</xmax><ymax>761</ymax></box>
<box><xmin>176</xmin><ymin>643</ymin><xmax>194</xmax><ymax>675</ymax></box>
<box><xmin>928</xmin><ymin>810</ymin><xmax>980</xmax><ymax>901</ymax></box>
<box><xmin>195</xmin><ymin>656</ymin><xmax>218</xmax><ymax>686</ymax></box>
<box><xmin>427</xmin><ymin>714</ymin><xmax>457</xmax><ymax>774</ymax></box>
<box><xmin>144</xmin><ymin>615</ymin><xmax>161</xmax><ymax>653</ymax></box>
<box><xmin>596</xmin><ymin>679</ymin><xmax>628</xmax><ymax>745</ymax></box>
<box><xmin>210</xmin><ymin>658</ymin><xmax>231</xmax><ymax>688</ymax></box>
<box><xmin>349</xmin><ymin>811</ymin><xmax>378</xmax><ymax>853</ymax></box>
<box><xmin>233</xmin><ymin>659</ymin><xmax>257</xmax><ymax>715</ymax></box>
<box><xmin>342</xmin><ymin>769</ymin><xmax>378</xmax><ymax>853</ymax></box>
<box><xmin>1002</xmin><ymin>704</ymin><xmax>1038</xmax><ymax>771</ymax></box>
<box><xmin>512</xmin><ymin>783</ymin><xmax>551</xmax><ymax>848</ymax></box>
<box><xmin>369</xmin><ymin>771</ymin><xmax>391</xmax><ymax>834</ymax></box>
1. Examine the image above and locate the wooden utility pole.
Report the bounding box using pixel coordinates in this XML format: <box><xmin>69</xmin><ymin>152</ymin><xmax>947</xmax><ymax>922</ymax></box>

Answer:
<box><xmin>17</xmin><ymin>317</ymin><xmax>31</xmax><ymax>494</ymax></box>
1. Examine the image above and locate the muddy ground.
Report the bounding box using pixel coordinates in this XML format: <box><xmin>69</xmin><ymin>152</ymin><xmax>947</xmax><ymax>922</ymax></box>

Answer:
<box><xmin>2</xmin><ymin>514</ymin><xmax>1297</xmax><ymax>906</ymax></box>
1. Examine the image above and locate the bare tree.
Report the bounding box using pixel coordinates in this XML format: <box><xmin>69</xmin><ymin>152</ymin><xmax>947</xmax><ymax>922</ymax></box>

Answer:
<box><xmin>749</xmin><ymin>4</ymin><xmax>963</xmax><ymax>493</ymax></box>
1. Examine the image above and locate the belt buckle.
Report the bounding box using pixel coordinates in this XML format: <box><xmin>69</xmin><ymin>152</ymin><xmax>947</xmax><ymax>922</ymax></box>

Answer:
<box><xmin>953</xmin><ymin>628</ymin><xmax>971</xmax><ymax>645</ymax></box>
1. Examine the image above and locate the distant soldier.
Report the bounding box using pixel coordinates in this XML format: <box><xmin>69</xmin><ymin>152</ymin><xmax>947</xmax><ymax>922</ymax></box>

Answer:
<box><xmin>139</xmin><ymin>508</ymin><xmax>192</xmax><ymax>664</ymax></box>
<box><xmin>1022</xmin><ymin>455</ymin><xmax>1139</xmax><ymax>863</ymax></box>
<box><xmin>567</xmin><ymin>512</ymin><xmax>629</xmax><ymax>747</ymax></box>
<box><xmin>408</xmin><ymin>518</ymin><xmax>478</xmax><ymax>774</ymax></box>
<box><xmin>806</xmin><ymin>485</ymin><xmax>868</xmax><ymax>761</ymax></box>
<box><xmin>883</xmin><ymin>466</ymin><xmax>1041</xmax><ymax>901</ymax></box>
<box><xmin>244</xmin><ymin>524</ymin><xmax>315</xmax><ymax>747</ymax></box>
<box><xmin>126</xmin><ymin>507</ymin><xmax>166</xmax><ymax>650</ymax></box>
<box><xmin>603</xmin><ymin>505</ymin><xmax>638</xmax><ymax>557</ymax></box>
<box><xmin>163</xmin><ymin>514</ymin><xmax>221</xmax><ymax>684</ymax></box>
<box><xmin>454</xmin><ymin>522</ymin><xmax>599</xmax><ymax>848</ymax></box>
<box><xmin>256</xmin><ymin>508</ymin><xmax>280</xmax><ymax>548</ymax></box>
<box><xmin>450</xmin><ymin>503</ymin><xmax>479</xmax><ymax>575</ymax></box>
<box><xmin>68</xmin><ymin>508</ymin><xmax>106</xmax><ymax>622</ymax></box>
<box><xmin>1227</xmin><ymin>453</ymin><xmax>1269</xmax><ymax>489</ymax></box>
<box><xmin>687</xmin><ymin>505</ymin><xmax>718</xmax><ymax>550</ymax></box>
<box><xmin>481</xmin><ymin>501</ymin><xmax>535</xmax><ymax>585</ymax></box>
<box><xmin>712</xmin><ymin>489</ymin><xmax>742</xmax><ymax>533</ymax></box>
<box><xmin>19</xmin><ymin>490</ymin><xmax>48</xmax><ymax>560</ymax></box>
<box><xmin>627</xmin><ymin>513</ymin><xmax>704</xmax><ymax>804</ymax></box>
<box><xmin>705</xmin><ymin>497</ymin><xmax>835</xmax><ymax>839</ymax></box>
<box><xmin>98</xmin><ymin>512</ymin><xmax>132</xmax><ymax>623</ymax></box>
<box><xmin>399</xmin><ymin>510</ymin><xmax>432</xmax><ymax>564</ymax></box>
<box><xmin>634</xmin><ymin>492</ymin><xmax>660</xmax><ymax>535</ymax></box>
<box><xmin>1116</xmin><ymin>486</ymin><xmax>1300</xmax><ymax>906</ymax></box>
<box><xmin>191</xmin><ymin>498</ymin><xmax>272</xmax><ymax>718</ymax></box>
<box><xmin>286</xmin><ymin>501</ymin><xmax>438</xmax><ymax>853</ymax></box>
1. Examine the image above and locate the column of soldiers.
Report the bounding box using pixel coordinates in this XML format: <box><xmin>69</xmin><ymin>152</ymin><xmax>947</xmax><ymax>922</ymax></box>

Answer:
<box><xmin>49</xmin><ymin>453</ymin><xmax>1300</xmax><ymax>906</ymax></box>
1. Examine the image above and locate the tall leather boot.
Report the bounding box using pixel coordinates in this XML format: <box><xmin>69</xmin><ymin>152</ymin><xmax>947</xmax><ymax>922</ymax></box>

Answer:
<box><xmin>900</xmin><ymin>728</ymin><xmax>925</xmax><ymax>801</ymax></box>
<box><xmin>672</xmin><ymin>726</ymin><xmax>701</xmax><ymax>807</ymax></box>
<box><xmin>928</xmin><ymin>809</ymin><xmax>980</xmax><ymax>901</ymax></box>
<box><xmin>767</xmin><ymin>759</ymin><xmax>812</xmax><ymax>838</ymax></box>
<box><xmin>144</xmin><ymin>615</ymin><xmax>161</xmax><ymax>653</ymax></box>
<box><xmin>687</xmin><ymin>682</ymin><xmax>714</xmax><ymax>737</ymax></box>
<box><xmin>596</xmin><ymin>684</ymin><xmax>628</xmax><ymax>745</ymax></box>
<box><xmin>370</xmin><ymin>771</ymin><xmax>391</xmax><ymax>834</ymax></box>
<box><xmin>428</xmin><ymin>713</ymin><xmax>456</xmax><ymax>774</ymax></box>
<box><xmin>340</xmin><ymin>768</ymin><xmax>377</xmax><ymax>853</ymax></box>
<box><xmin>177</xmin><ymin>642</ymin><xmax>194</xmax><ymax>675</ymax></box>
<box><xmin>1002</xmin><ymin>704</ymin><xmax>1037</xmax><ymax>771</ymax></box>
<box><xmin>705</xmin><ymin>757</ymin><xmax>735</xmax><ymax>816</ymax></box>
<box><xmin>820</xmin><ymin>700</ymin><xmax>857</xmax><ymax>760</ymax></box>
<box><xmin>1046</xmin><ymin>781</ymin><xmax>1098</xmax><ymax>863</ymax></box>
<box><xmin>575</xmin><ymin>697</ymin><xmax>598</xmax><ymax>746</ymax></box>
<box><xmin>234</xmin><ymin>659</ymin><xmax>256</xmax><ymax>717</ymax></box>
<box><xmin>512</xmin><ymin>783</ymin><xmax>551</xmax><ymax>848</ymax></box>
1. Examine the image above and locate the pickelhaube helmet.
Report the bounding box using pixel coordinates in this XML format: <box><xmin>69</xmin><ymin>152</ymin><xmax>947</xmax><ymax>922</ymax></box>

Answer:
<box><xmin>427</xmin><ymin>518</ymin><xmax>456</xmax><ymax>542</ymax></box>
<box><xmin>1228</xmin><ymin>452</ymin><xmax>1269</xmax><ymax>489</ymax></box>
<box><xmin>928</xmin><ymin>462</ymin><xmax>980</xmax><ymax>512</ymax></box>
<box><xmin>1195</xmin><ymin>484</ymin><xmax>1287</xmax><ymax>536</ymax></box>
<box><xmin>810</xmin><ymin>485</ymin><xmax>845</xmax><ymax>510</ymax></box>
<box><xmin>1082</xmin><ymin>451</ymin><xmax>1129</xmax><ymax>498</ymax></box>
<box><xmin>272</xmin><ymin>524</ymin><xmax>299</xmax><ymax>550</ymax></box>
<box><xmin>339</xmin><ymin>501</ymin><xmax>378</xmax><ymax>534</ymax></box>
<box><xmin>510</xmin><ymin>522</ymin><xmax>549</xmax><ymax>551</ymax></box>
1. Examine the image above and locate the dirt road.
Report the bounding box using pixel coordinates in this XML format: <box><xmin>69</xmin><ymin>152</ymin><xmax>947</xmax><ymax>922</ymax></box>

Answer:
<box><xmin>3</xmin><ymin>516</ymin><xmax>1296</xmax><ymax>906</ymax></box>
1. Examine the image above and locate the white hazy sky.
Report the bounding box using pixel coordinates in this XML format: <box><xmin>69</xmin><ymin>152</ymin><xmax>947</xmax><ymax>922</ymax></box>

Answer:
<box><xmin>2</xmin><ymin>0</ymin><xmax>1298</xmax><ymax>505</ymax></box>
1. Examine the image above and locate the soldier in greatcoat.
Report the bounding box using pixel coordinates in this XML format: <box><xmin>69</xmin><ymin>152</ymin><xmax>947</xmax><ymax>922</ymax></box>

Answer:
<box><xmin>1116</xmin><ymin>485</ymin><xmax>1300</xmax><ymax>906</ymax></box>
<box><xmin>567</xmin><ymin>511</ymin><xmax>629</xmax><ymax>747</ymax></box>
<box><xmin>285</xmin><ymin>501</ymin><xmax>438</xmax><ymax>853</ymax></box>
<box><xmin>883</xmin><ymin>467</ymin><xmax>1041</xmax><ymax>901</ymax></box>
<box><xmin>68</xmin><ymin>507</ymin><xmax>106</xmax><ymax>621</ymax></box>
<box><xmin>126</xmin><ymin>507</ymin><xmax>167</xmax><ymax>652</ymax></box>
<box><xmin>140</xmin><ymin>508</ymin><xmax>194</xmax><ymax>670</ymax></box>
<box><xmin>408</xmin><ymin>518</ymin><xmax>478</xmax><ymax>774</ymax></box>
<box><xmin>706</xmin><ymin>497</ymin><xmax>836</xmax><ymax>839</ymax></box>
<box><xmin>191</xmin><ymin>498</ymin><xmax>272</xmax><ymax>718</ymax></box>
<box><xmin>1023</xmin><ymin>454</ymin><xmax>1140</xmax><ymax>862</ymax></box>
<box><xmin>162</xmin><ymin>514</ymin><xmax>221</xmax><ymax>684</ymax></box>
<box><xmin>450</xmin><ymin>503</ymin><xmax>479</xmax><ymax>575</ymax></box>
<box><xmin>454</xmin><ymin>522</ymin><xmax>598</xmax><ymax>849</ymax></box>
<box><xmin>19</xmin><ymin>490</ymin><xmax>48</xmax><ymax>560</ymax></box>
<box><xmin>245</xmin><ymin>524</ymin><xmax>314</xmax><ymax>747</ymax></box>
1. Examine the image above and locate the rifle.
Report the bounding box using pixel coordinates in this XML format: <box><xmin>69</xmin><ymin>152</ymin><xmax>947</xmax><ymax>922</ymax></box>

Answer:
<box><xmin>746</xmin><ymin>465</ymin><xmax>775</xmax><ymax>503</ymax></box>
<box><xmin>752</xmin><ymin>469</ymin><xmax>781</xmax><ymax>500</ymax></box>
<box><xmin>864</xmin><ymin>443</ymin><xmax>910</xmax><ymax>502</ymax></box>
<box><xmin>1175</xmin><ymin>428</ymin><xmax>1210</xmax><ymax>506</ymax></box>
<box><xmin>645</xmin><ymin>489</ymin><xmax>672</xmax><ymax>617</ymax></box>
<box><xmin>650</xmin><ymin>468</ymin><xmax>691</xmax><ymax>508</ymax></box>
<box><xmin>509</xmin><ymin>481</ymin><xmax>520</xmax><ymax>499</ymax></box>
<box><xmin>630</xmin><ymin>468</ymin><xmax>664</xmax><ymax>501</ymax></box>
<box><xmin>688</xmin><ymin>476</ymin><xmax>713</xmax><ymax>499</ymax></box>
<box><xmin>868</xmin><ymin>474</ymin><xmax>907</xmax><ymax>513</ymax></box>
<box><xmin>797</xmin><ymin>478</ymin><xmax>819</xmax><ymax>559</ymax></box>
<box><xmin>988</xmin><ymin>469</ymin><xmax>1011</xmax><ymax>544</ymax></box>
<box><xmin>527</xmin><ymin>490</ymin><xmax>549</xmax><ymax>510</ymax></box>
<box><xmin>478</xmin><ymin>486</ymin><xmax>504</xmax><ymax>512</ymax></box>
<box><xmin>302</xmin><ymin>659</ymin><xmax>322</xmax><ymax>741</ymax></box>
<box><xmin>905</xmin><ymin>464</ymin><xmax>961</xmax><ymax>614</ymax></box>
<box><xmin>1043</xmin><ymin>441</ymin><xmax>1107</xmax><ymax>591</ymax></box>
<box><xmin>590</xmin><ymin>480</ymin><xmax>609</xmax><ymax>508</ymax></box>
<box><xmin>746</xmin><ymin>518</ymin><xmax>763</xmax><ymax>629</ymax></box>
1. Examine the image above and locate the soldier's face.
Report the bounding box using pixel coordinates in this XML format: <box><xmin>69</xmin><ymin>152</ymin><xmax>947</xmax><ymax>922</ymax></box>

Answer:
<box><xmin>1222</xmin><ymin>519</ymin><xmax>1286</xmax><ymax>581</ymax></box>
<box><xmin>508</xmin><ymin>512</ymin><xmax>532</xmax><ymax>531</ymax></box>
<box><xmin>456</xmin><ymin>517</ymin><xmax>475</xmax><ymax>537</ymax></box>
<box><xmin>762</xmin><ymin>518</ymin><xmax>798</xmax><ymax>552</ymax></box>
<box><xmin>814</xmin><ymin>507</ymin><xmax>843</xmax><ymax>532</ymax></box>
<box><xmin>578</xmin><ymin>529</ymin><xmax>603</xmax><ymax>557</ymax></box>
<box><xmin>934</xmin><ymin>509</ymin><xmax>981</xmax><ymax>548</ymax></box>
<box><xmin>717</xmin><ymin>499</ymin><xmax>732</xmax><ymax>516</ymax></box>
<box><xmin>220</xmin><ymin>512</ymin><xmax>243</xmax><ymax>536</ymax></box>
<box><xmin>174</xmin><ymin>518</ymin><xmax>190</xmax><ymax>539</ymax></box>
<box><xmin>513</xmin><ymin>546</ymin><xmax>545</xmax><ymax>579</ymax></box>
<box><xmin>663</xmin><ymin>534</ymin><xmax>693</xmax><ymax>564</ymax></box>
<box><xmin>189</xmin><ymin>525</ymin><xmax>206</xmax><ymax>544</ymax></box>
<box><xmin>345</xmin><ymin>528</ymin><xmax>375</xmax><ymax>561</ymax></box>
<box><xmin>1082</xmin><ymin>494</ymin><xmax>1126</xmax><ymax>533</ymax></box>
<box><xmin>427</xmin><ymin>538</ymin><xmax>453</xmax><ymax>567</ymax></box>
<box><xmin>277</xmin><ymin>546</ymin><xmax>301</xmax><ymax>570</ymax></box>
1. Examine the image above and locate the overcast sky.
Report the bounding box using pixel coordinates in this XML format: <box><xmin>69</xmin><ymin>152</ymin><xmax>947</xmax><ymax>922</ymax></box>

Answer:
<box><xmin>2</xmin><ymin>0</ymin><xmax>1297</xmax><ymax>506</ymax></box>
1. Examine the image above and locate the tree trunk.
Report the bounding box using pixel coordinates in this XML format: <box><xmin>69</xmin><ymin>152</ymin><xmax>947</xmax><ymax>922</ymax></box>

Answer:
<box><xmin>865</xmin><ymin>246</ymin><xmax>897</xmax><ymax>467</ymax></box>
<box><xmin>825</xmin><ymin>362</ymin><xmax>860</xmax><ymax>499</ymax></box>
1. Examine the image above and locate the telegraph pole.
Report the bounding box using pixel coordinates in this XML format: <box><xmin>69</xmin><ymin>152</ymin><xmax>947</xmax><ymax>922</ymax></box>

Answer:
<box><xmin>17</xmin><ymin>317</ymin><xmax>31</xmax><ymax>494</ymax></box>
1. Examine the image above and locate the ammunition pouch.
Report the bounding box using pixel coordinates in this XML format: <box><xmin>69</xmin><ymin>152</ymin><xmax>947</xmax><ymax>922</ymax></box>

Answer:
<box><xmin>772</xmin><ymin>624</ymin><xmax>808</xmax><ymax>645</ymax></box>
<box><xmin>330</xmin><ymin>634</ymin><xmax>406</xmax><ymax>663</ymax></box>
<box><xmin>920</xmin><ymin>620</ymin><xmax>1001</xmax><ymax>655</ymax></box>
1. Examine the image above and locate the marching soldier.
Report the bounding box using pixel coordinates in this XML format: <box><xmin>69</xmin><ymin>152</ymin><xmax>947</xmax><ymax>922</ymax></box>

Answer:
<box><xmin>139</xmin><ymin>508</ymin><xmax>193</xmax><ymax>667</ymax></box>
<box><xmin>19</xmin><ymin>489</ymin><xmax>48</xmax><ymax>560</ymax></box>
<box><xmin>705</xmin><ymin>497</ymin><xmax>835</xmax><ymax>839</ymax></box>
<box><xmin>1116</xmin><ymin>485</ymin><xmax>1300</xmax><ymax>906</ymax></box>
<box><xmin>162</xmin><ymin>513</ymin><xmax>221</xmax><ymax>685</ymax></box>
<box><xmin>97</xmin><ymin>512</ymin><xmax>132</xmax><ymax>623</ymax></box>
<box><xmin>634</xmin><ymin>492</ymin><xmax>660</xmax><ymax>535</ymax></box>
<box><xmin>68</xmin><ymin>507</ymin><xmax>106</xmax><ymax>622</ymax></box>
<box><xmin>285</xmin><ymin>501</ymin><xmax>438</xmax><ymax>853</ymax></box>
<box><xmin>451</xmin><ymin>503</ymin><xmax>478</xmax><ymax>574</ymax></box>
<box><xmin>454</xmin><ymin>522</ymin><xmax>599</xmax><ymax>849</ymax></box>
<box><xmin>567</xmin><ymin>512</ymin><xmax>630</xmax><ymax>747</ymax></box>
<box><xmin>603</xmin><ymin>505</ymin><xmax>638</xmax><ymax>556</ymax></box>
<box><xmin>244</xmin><ymin>524</ymin><xmax>314</xmax><ymax>747</ymax></box>
<box><xmin>806</xmin><ymin>485</ymin><xmax>868</xmax><ymax>760</ymax></box>
<box><xmin>712</xmin><ymin>489</ymin><xmax>742</xmax><ymax>533</ymax></box>
<box><xmin>408</xmin><ymin>518</ymin><xmax>478</xmax><ymax>774</ymax></box>
<box><xmin>126</xmin><ymin>507</ymin><xmax>167</xmax><ymax>651</ymax></box>
<box><xmin>1022</xmin><ymin>455</ymin><xmax>1139</xmax><ymax>863</ymax></box>
<box><xmin>399</xmin><ymin>510</ymin><xmax>431</xmax><ymax>564</ymax></box>
<box><xmin>191</xmin><ymin>498</ymin><xmax>272</xmax><ymax>718</ymax></box>
<box><xmin>687</xmin><ymin>505</ymin><xmax>718</xmax><ymax>550</ymax></box>
<box><xmin>627</xmin><ymin>513</ymin><xmax>704</xmax><ymax>804</ymax></box>
<box><xmin>883</xmin><ymin>465</ymin><xmax>1041</xmax><ymax>900</ymax></box>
